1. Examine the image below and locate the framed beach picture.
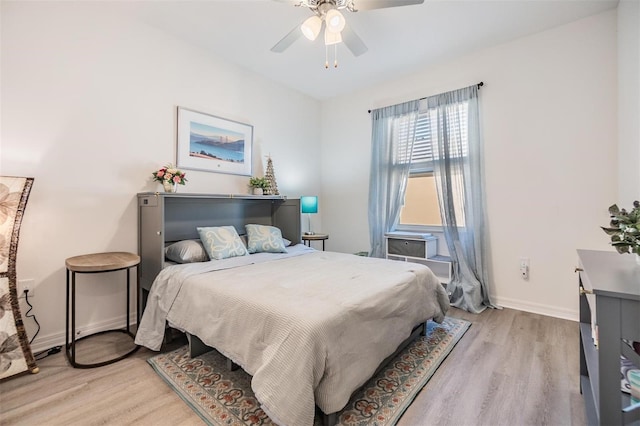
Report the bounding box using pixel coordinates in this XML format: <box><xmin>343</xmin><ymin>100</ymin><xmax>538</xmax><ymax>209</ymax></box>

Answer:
<box><xmin>177</xmin><ymin>107</ymin><xmax>253</xmax><ymax>176</ymax></box>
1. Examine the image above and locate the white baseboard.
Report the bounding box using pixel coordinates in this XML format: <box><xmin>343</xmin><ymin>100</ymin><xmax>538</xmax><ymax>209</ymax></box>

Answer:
<box><xmin>29</xmin><ymin>298</ymin><xmax>577</xmax><ymax>354</ymax></box>
<box><xmin>491</xmin><ymin>295</ymin><xmax>578</xmax><ymax>322</ymax></box>
<box><xmin>30</xmin><ymin>311</ymin><xmax>137</xmax><ymax>354</ymax></box>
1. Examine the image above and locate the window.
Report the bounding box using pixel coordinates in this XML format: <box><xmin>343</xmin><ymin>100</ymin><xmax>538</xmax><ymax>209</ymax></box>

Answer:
<box><xmin>399</xmin><ymin>173</ymin><xmax>441</xmax><ymax>227</ymax></box>
<box><xmin>396</xmin><ymin>102</ymin><xmax>470</xmax><ymax>229</ymax></box>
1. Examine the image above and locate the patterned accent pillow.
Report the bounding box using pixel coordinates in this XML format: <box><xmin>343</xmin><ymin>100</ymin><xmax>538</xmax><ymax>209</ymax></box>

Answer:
<box><xmin>197</xmin><ymin>226</ymin><xmax>249</xmax><ymax>260</ymax></box>
<box><xmin>165</xmin><ymin>239</ymin><xmax>209</xmax><ymax>263</ymax></box>
<box><xmin>245</xmin><ymin>224</ymin><xmax>288</xmax><ymax>254</ymax></box>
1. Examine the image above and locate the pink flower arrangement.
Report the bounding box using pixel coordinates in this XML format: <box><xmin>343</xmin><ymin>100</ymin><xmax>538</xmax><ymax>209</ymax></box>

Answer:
<box><xmin>152</xmin><ymin>164</ymin><xmax>187</xmax><ymax>186</ymax></box>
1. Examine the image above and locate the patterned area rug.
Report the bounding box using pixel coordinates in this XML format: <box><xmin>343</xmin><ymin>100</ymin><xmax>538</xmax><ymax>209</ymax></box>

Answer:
<box><xmin>148</xmin><ymin>317</ymin><xmax>470</xmax><ymax>426</ymax></box>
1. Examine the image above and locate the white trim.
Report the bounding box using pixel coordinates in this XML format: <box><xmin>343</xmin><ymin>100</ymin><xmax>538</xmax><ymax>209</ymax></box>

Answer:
<box><xmin>395</xmin><ymin>224</ymin><xmax>444</xmax><ymax>233</ymax></box>
<box><xmin>29</xmin><ymin>311</ymin><xmax>137</xmax><ymax>354</ymax></box>
<box><xmin>491</xmin><ymin>295</ymin><xmax>578</xmax><ymax>322</ymax></box>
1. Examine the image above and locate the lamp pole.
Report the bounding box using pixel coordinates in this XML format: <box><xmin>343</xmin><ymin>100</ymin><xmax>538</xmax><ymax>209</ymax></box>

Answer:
<box><xmin>306</xmin><ymin>213</ymin><xmax>314</xmax><ymax>235</ymax></box>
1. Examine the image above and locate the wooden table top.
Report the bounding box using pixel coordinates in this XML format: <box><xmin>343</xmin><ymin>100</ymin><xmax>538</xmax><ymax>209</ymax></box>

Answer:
<box><xmin>65</xmin><ymin>252</ymin><xmax>140</xmax><ymax>272</ymax></box>
<box><xmin>302</xmin><ymin>233</ymin><xmax>328</xmax><ymax>240</ymax></box>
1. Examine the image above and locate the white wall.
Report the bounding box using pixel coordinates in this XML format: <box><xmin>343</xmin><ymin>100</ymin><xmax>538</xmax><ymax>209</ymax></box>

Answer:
<box><xmin>618</xmin><ymin>0</ymin><xmax>640</xmax><ymax>205</ymax></box>
<box><xmin>1</xmin><ymin>2</ymin><xmax>628</xmax><ymax>352</ymax></box>
<box><xmin>1</xmin><ymin>2</ymin><xmax>321</xmax><ymax>351</ymax></box>
<box><xmin>320</xmin><ymin>10</ymin><xmax>618</xmax><ymax>320</ymax></box>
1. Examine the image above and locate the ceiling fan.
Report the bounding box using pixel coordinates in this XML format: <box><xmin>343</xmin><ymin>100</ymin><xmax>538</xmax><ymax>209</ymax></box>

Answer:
<box><xmin>271</xmin><ymin>0</ymin><xmax>424</xmax><ymax>67</ymax></box>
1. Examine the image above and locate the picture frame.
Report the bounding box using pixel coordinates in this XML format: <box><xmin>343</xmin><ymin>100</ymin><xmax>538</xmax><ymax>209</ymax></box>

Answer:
<box><xmin>177</xmin><ymin>107</ymin><xmax>253</xmax><ymax>176</ymax></box>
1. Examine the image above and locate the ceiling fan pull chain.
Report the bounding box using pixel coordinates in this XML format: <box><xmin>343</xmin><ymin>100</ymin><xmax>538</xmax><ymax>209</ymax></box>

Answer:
<box><xmin>325</xmin><ymin>44</ymin><xmax>329</xmax><ymax>69</ymax></box>
<box><xmin>334</xmin><ymin>44</ymin><xmax>338</xmax><ymax>68</ymax></box>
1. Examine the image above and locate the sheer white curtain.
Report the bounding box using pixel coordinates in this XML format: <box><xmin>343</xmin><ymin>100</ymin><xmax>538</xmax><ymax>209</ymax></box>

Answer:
<box><xmin>368</xmin><ymin>84</ymin><xmax>493</xmax><ymax>313</ymax></box>
<box><xmin>427</xmin><ymin>85</ymin><xmax>493</xmax><ymax>313</ymax></box>
<box><xmin>368</xmin><ymin>100</ymin><xmax>421</xmax><ymax>258</ymax></box>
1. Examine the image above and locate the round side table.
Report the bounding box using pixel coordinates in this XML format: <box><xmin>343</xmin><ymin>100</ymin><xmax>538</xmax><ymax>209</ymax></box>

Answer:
<box><xmin>65</xmin><ymin>252</ymin><xmax>140</xmax><ymax>368</ymax></box>
<box><xmin>302</xmin><ymin>233</ymin><xmax>329</xmax><ymax>251</ymax></box>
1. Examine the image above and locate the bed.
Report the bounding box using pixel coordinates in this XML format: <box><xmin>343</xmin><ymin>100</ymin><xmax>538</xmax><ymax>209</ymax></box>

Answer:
<box><xmin>135</xmin><ymin>193</ymin><xmax>449</xmax><ymax>426</ymax></box>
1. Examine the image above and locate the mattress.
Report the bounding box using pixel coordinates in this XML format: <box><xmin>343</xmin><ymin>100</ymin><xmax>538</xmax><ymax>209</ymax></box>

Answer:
<box><xmin>136</xmin><ymin>245</ymin><xmax>449</xmax><ymax>426</ymax></box>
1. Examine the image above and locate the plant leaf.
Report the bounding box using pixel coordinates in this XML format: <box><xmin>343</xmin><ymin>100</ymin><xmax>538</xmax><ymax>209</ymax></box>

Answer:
<box><xmin>614</xmin><ymin>245</ymin><xmax>630</xmax><ymax>254</ymax></box>
<box><xmin>601</xmin><ymin>227</ymin><xmax>621</xmax><ymax>236</ymax></box>
<box><xmin>616</xmin><ymin>216</ymin><xmax>632</xmax><ymax>224</ymax></box>
<box><xmin>608</xmin><ymin>204</ymin><xmax>620</xmax><ymax>215</ymax></box>
<box><xmin>626</xmin><ymin>227</ymin><xmax>639</xmax><ymax>235</ymax></box>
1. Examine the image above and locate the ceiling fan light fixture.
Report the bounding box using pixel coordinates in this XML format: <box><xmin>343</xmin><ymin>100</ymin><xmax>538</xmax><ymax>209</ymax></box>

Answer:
<box><xmin>325</xmin><ymin>9</ymin><xmax>345</xmax><ymax>33</ymax></box>
<box><xmin>300</xmin><ymin>15</ymin><xmax>322</xmax><ymax>40</ymax></box>
<box><xmin>324</xmin><ymin>27</ymin><xmax>342</xmax><ymax>45</ymax></box>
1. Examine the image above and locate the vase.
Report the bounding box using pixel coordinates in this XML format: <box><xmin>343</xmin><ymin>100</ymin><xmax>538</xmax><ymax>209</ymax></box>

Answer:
<box><xmin>253</xmin><ymin>188</ymin><xmax>263</xmax><ymax>195</ymax></box>
<box><xmin>163</xmin><ymin>181</ymin><xmax>177</xmax><ymax>193</ymax></box>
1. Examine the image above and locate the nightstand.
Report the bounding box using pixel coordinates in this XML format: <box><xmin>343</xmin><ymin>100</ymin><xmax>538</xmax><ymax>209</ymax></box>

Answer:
<box><xmin>65</xmin><ymin>251</ymin><xmax>140</xmax><ymax>368</ymax></box>
<box><xmin>302</xmin><ymin>233</ymin><xmax>329</xmax><ymax>251</ymax></box>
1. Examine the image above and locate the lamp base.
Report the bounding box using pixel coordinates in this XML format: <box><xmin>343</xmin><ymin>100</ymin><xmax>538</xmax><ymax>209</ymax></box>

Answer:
<box><xmin>304</xmin><ymin>231</ymin><xmax>315</xmax><ymax>235</ymax></box>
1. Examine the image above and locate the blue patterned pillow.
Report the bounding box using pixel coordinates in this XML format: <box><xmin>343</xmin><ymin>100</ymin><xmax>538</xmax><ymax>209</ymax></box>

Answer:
<box><xmin>197</xmin><ymin>226</ymin><xmax>249</xmax><ymax>260</ymax></box>
<box><xmin>245</xmin><ymin>224</ymin><xmax>288</xmax><ymax>254</ymax></box>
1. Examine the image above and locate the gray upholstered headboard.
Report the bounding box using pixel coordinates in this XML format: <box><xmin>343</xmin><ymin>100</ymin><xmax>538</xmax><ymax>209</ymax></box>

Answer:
<box><xmin>161</xmin><ymin>196</ymin><xmax>301</xmax><ymax>243</ymax></box>
<box><xmin>137</xmin><ymin>193</ymin><xmax>301</xmax><ymax>297</ymax></box>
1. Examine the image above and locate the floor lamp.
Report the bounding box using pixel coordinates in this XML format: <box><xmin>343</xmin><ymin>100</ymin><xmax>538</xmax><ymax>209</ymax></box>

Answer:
<box><xmin>300</xmin><ymin>196</ymin><xmax>318</xmax><ymax>235</ymax></box>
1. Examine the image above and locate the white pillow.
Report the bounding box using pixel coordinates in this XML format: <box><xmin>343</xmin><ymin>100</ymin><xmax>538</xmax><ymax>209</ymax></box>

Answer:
<box><xmin>165</xmin><ymin>240</ymin><xmax>209</xmax><ymax>263</ymax></box>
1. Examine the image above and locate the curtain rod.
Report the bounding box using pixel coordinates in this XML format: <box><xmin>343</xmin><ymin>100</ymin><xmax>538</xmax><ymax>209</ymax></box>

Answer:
<box><xmin>367</xmin><ymin>81</ymin><xmax>484</xmax><ymax>114</ymax></box>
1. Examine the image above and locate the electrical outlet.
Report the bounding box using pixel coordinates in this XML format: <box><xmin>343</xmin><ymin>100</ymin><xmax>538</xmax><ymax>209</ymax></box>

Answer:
<box><xmin>17</xmin><ymin>279</ymin><xmax>35</xmax><ymax>298</ymax></box>
<box><xmin>519</xmin><ymin>257</ymin><xmax>530</xmax><ymax>280</ymax></box>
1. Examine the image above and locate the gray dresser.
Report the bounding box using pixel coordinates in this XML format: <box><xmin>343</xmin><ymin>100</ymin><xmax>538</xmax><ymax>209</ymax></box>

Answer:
<box><xmin>577</xmin><ymin>249</ymin><xmax>640</xmax><ymax>425</ymax></box>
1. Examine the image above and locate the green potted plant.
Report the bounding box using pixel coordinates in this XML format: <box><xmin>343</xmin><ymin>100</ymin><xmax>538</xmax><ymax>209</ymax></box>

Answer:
<box><xmin>601</xmin><ymin>201</ymin><xmax>640</xmax><ymax>262</ymax></box>
<box><xmin>248</xmin><ymin>177</ymin><xmax>269</xmax><ymax>195</ymax></box>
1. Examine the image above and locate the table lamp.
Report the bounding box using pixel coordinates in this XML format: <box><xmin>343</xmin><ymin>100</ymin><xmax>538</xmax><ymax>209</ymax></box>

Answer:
<box><xmin>300</xmin><ymin>196</ymin><xmax>318</xmax><ymax>235</ymax></box>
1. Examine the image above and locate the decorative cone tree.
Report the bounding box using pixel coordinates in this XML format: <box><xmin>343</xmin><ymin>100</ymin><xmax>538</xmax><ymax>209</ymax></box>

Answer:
<box><xmin>264</xmin><ymin>156</ymin><xmax>279</xmax><ymax>195</ymax></box>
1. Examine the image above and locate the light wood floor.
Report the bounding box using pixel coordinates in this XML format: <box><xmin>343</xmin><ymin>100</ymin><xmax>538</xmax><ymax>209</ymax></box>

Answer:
<box><xmin>0</xmin><ymin>307</ymin><xmax>586</xmax><ymax>426</ymax></box>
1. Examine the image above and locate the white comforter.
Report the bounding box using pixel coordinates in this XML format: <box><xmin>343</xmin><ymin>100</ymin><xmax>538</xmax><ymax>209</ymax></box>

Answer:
<box><xmin>136</xmin><ymin>245</ymin><xmax>449</xmax><ymax>426</ymax></box>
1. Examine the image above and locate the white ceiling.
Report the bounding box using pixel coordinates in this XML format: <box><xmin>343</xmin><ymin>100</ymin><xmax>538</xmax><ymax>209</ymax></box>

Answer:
<box><xmin>113</xmin><ymin>0</ymin><xmax>618</xmax><ymax>100</ymax></box>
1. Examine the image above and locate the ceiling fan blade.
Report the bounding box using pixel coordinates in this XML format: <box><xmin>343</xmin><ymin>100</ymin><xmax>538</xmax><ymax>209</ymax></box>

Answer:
<box><xmin>272</xmin><ymin>0</ymin><xmax>317</xmax><ymax>7</ymax></box>
<box><xmin>271</xmin><ymin>24</ymin><xmax>303</xmax><ymax>53</ymax></box>
<box><xmin>341</xmin><ymin>24</ymin><xmax>368</xmax><ymax>57</ymax></box>
<box><xmin>352</xmin><ymin>0</ymin><xmax>424</xmax><ymax>11</ymax></box>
